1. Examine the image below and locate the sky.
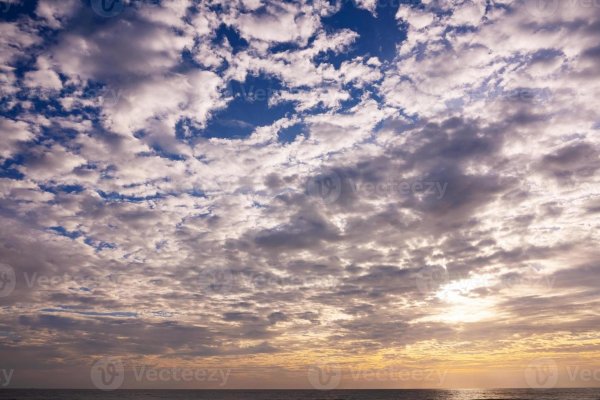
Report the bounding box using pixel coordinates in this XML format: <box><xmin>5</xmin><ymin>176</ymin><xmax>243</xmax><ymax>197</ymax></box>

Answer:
<box><xmin>0</xmin><ymin>0</ymin><xmax>599</xmax><ymax>391</ymax></box>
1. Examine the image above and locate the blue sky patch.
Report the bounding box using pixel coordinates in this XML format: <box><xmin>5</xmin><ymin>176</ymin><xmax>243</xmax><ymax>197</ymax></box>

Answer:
<box><xmin>48</xmin><ymin>226</ymin><xmax>82</xmax><ymax>239</ymax></box>
<box><xmin>320</xmin><ymin>0</ymin><xmax>407</xmax><ymax>66</ymax></box>
<box><xmin>214</xmin><ymin>24</ymin><xmax>249</xmax><ymax>53</ymax></box>
<box><xmin>278</xmin><ymin>122</ymin><xmax>307</xmax><ymax>144</ymax></box>
<box><xmin>198</xmin><ymin>74</ymin><xmax>295</xmax><ymax>139</ymax></box>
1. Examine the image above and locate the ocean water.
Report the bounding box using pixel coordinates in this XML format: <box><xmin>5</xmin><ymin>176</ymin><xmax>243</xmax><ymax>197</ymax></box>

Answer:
<box><xmin>0</xmin><ymin>389</ymin><xmax>598</xmax><ymax>400</ymax></box>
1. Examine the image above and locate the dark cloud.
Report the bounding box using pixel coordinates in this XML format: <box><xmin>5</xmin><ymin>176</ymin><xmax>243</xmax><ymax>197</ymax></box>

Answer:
<box><xmin>541</xmin><ymin>142</ymin><xmax>600</xmax><ymax>182</ymax></box>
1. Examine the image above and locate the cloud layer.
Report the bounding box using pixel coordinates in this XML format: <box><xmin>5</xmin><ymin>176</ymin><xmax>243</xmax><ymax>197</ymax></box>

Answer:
<box><xmin>0</xmin><ymin>0</ymin><xmax>599</xmax><ymax>389</ymax></box>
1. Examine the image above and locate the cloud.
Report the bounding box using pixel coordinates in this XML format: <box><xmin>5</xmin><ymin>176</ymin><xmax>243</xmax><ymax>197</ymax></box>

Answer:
<box><xmin>0</xmin><ymin>0</ymin><xmax>599</xmax><ymax>389</ymax></box>
<box><xmin>0</xmin><ymin>118</ymin><xmax>34</xmax><ymax>160</ymax></box>
<box><xmin>23</xmin><ymin>56</ymin><xmax>62</xmax><ymax>90</ymax></box>
<box><xmin>234</xmin><ymin>2</ymin><xmax>320</xmax><ymax>45</ymax></box>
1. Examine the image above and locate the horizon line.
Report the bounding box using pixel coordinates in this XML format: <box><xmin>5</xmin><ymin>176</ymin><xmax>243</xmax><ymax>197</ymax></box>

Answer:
<box><xmin>3</xmin><ymin>387</ymin><xmax>599</xmax><ymax>391</ymax></box>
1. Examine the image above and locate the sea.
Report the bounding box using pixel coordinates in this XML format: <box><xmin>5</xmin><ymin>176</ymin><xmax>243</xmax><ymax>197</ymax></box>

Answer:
<box><xmin>0</xmin><ymin>389</ymin><xmax>598</xmax><ymax>400</ymax></box>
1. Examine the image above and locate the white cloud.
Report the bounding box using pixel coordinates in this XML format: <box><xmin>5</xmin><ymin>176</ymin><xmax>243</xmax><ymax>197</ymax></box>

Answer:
<box><xmin>0</xmin><ymin>117</ymin><xmax>34</xmax><ymax>160</ymax></box>
<box><xmin>24</xmin><ymin>56</ymin><xmax>62</xmax><ymax>90</ymax></box>
<box><xmin>1</xmin><ymin>0</ymin><xmax>600</xmax><ymax>387</ymax></box>
<box><xmin>18</xmin><ymin>144</ymin><xmax>86</xmax><ymax>181</ymax></box>
<box><xmin>234</xmin><ymin>2</ymin><xmax>320</xmax><ymax>45</ymax></box>
<box><xmin>104</xmin><ymin>70</ymin><xmax>224</xmax><ymax>139</ymax></box>
<box><xmin>396</xmin><ymin>6</ymin><xmax>436</xmax><ymax>30</ymax></box>
<box><xmin>35</xmin><ymin>0</ymin><xmax>81</xmax><ymax>29</ymax></box>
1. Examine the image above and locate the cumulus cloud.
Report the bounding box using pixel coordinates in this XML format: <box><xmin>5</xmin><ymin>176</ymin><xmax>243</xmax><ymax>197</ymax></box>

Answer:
<box><xmin>234</xmin><ymin>2</ymin><xmax>320</xmax><ymax>44</ymax></box>
<box><xmin>0</xmin><ymin>0</ymin><xmax>599</xmax><ymax>389</ymax></box>
<box><xmin>0</xmin><ymin>118</ymin><xmax>34</xmax><ymax>160</ymax></box>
